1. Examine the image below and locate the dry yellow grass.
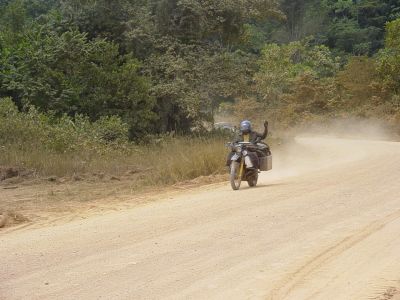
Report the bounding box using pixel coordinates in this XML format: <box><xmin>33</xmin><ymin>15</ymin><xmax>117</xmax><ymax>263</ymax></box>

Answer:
<box><xmin>0</xmin><ymin>136</ymin><xmax>229</xmax><ymax>186</ymax></box>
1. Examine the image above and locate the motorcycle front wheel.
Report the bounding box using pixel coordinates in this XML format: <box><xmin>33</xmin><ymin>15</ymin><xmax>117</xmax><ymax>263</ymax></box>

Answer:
<box><xmin>230</xmin><ymin>161</ymin><xmax>243</xmax><ymax>190</ymax></box>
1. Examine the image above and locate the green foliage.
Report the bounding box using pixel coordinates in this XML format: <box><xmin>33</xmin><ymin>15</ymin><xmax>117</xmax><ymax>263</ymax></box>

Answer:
<box><xmin>385</xmin><ymin>17</ymin><xmax>400</xmax><ymax>48</ymax></box>
<box><xmin>0</xmin><ymin>0</ymin><xmax>27</xmax><ymax>33</ymax></box>
<box><xmin>0</xmin><ymin>97</ymin><xmax>129</xmax><ymax>153</ymax></box>
<box><xmin>255</xmin><ymin>40</ymin><xmax>340</xmax><ymax>104</ymax></box>
<box><xmin>336</xmin><ymin>56</ymin><xmax>381</xmax><ymax>107</ymax></box>
<box><xmin>151</xmin><ymin>0</ymin><xmax>282</xmax><ymax>44</ymax></box>
<box><xmin>276</xmin><ymin>0</ymin><xmax>326</xmax><ymax>42</ymax></box>
<box><xmin>0</xmin><ymin>98</ymin><xmax>229</xmax><ymax>181</ymax></box>
<box><xmin>376</xmin><ymin>18</ymin><xmax>400</xmax><ymax>94</ymax></box>
<box><xmin>59</xmin><ymin>0</ymin><xmax>128</xmax><ymax>44</ymax></box>
<box><xmin>268</xmin><ymin>0</ymin><xmax>400</xmax><ymax>55</ymax></box>
<box><xmin>324</xmin><ymin>0</ymin><xmax>400</xmax><ymax>55</ymax></box>
<box><xmin>121</xmin><ymin>0</ymin><xmax>282</xmax><ymax>132</ymax></box>
<box><xmin>0</xmin><ymin>25</ymin><xmax>155</xmax><ymax>139</ymax></box>
<box><xmin>1</xmin><ymin>0</ymin><xmax>400</xmax><ymax>145</ymax></box>
<box><xmin>0</xmin><ymin>0</ymin><xmax>284</xmax><ymax>139</ymax></box>
<box><xmin>143</xmin><ymin>39</ymin><xmax>255</xmax><ymax>132</ymax></box>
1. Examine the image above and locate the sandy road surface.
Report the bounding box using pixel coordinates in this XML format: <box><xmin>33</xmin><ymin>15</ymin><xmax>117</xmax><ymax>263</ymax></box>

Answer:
<box><xmin>1</xmin><ymin>137</ymin><xmax>400</xmax><ymax>300</ymax></box>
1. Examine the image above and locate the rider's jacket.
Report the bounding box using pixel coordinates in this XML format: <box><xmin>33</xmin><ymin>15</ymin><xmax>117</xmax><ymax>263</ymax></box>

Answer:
<box><xmin>234</xmin><ymin>127</ymin><xmax>268</xmax><ymax>144</ymax></box>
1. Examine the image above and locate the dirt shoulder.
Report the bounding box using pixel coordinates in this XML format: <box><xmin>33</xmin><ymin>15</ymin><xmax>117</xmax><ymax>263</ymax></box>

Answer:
<box><xmin>0</xmin><ymin>173</ymin><xmax>227</xmax><ymax>232</ymax></box>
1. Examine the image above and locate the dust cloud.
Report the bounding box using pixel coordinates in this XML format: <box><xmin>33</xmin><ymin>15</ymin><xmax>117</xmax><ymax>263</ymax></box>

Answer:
<box><xmin>265</xmin><ymin>118</ymin><xmax>398</xmax><ymax>180</ymax></box>
<box><xmin>293</xmin><ymin>117</ymin><xmax>396</xmax><ymax>141</ymax></box>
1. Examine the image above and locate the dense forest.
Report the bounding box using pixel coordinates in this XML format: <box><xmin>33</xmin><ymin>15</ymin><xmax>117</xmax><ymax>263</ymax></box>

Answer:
<box><xmin>1</xmin><ymin>0</ymin><xmax>400</xmax><ymax>142</ymax></box>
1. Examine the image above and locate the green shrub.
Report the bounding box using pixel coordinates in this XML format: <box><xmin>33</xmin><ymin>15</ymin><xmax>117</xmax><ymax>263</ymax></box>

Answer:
<box><xmin>0</xmin><ymin>97</ymin><xmax>129</xmax><ymax>154</ymax></box>
<box><xmin>0</xmin><ymin>98</ymin><xmax>232</xmax><ymax>182</ymax></box>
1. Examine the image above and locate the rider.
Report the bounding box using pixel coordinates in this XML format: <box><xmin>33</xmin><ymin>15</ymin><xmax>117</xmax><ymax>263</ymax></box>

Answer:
<box><xmin>235</xmin><ymin>120</ymin><xmax>269</xmax><ymax>144</ymax></box>
<box><xmin>227</xmin><ymin>120</ymin><xmax>270</xmax><ymax>169</ymax></box>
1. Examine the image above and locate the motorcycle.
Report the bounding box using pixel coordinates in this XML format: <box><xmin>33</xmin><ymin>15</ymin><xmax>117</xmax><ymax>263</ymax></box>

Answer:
<box><xmin>227</xmin><ymin>141</ymin><xmax>272</xmax><ymax>190</ymax></box>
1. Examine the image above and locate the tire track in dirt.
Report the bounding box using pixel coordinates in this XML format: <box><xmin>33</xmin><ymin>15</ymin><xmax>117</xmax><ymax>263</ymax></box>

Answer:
<box><xmin>267</xmin><ymin>209</ymin><xmax>400</xmax><ymax>300</ymax></box>
<box><xmin>373</xmin><ymin>286</ymin><xmax>400</xmax><ymax>300</ymax></box>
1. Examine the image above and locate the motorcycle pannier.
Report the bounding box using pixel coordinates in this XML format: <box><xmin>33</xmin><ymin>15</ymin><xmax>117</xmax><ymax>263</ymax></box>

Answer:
<box><xmin>259</xmin><ymin>155</ymin><xmax>272</xmax><ymax>171</ymax></box>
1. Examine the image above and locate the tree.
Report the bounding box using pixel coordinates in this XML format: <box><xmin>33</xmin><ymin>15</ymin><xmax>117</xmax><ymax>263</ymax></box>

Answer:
<box><xmin>122</xmin><ymin>0</ymin><xmax>282</xmax><ymax>132</ymax></box>
<box><xmin>336</xmin><ymin>56</ymin><xmax>381</xmax><ymax>108</ymax></box>
<box><xmin>149</xmin><ymin>0</ymin><xmax>282</xmax><ymax>45</ymax></box>
<box><xmin>376</xmin><ymin>18</ymin><xmax>400</xmax><ymax>94</ymax></box>
<box><xmin>144</xmin><ymin>40</ymin><xmax>253</xmax><ymax>132</ymax></box>
<box><xmin>255</xmin><ymin>39</ymin><xmax>339</xmax><ymax>104</ymax></box>
<box><xmin>0</xmin><ymin>25</ymin><xmax>155</xmax><ymax>139</ymax></box>
<box><xmin>324</xmin><ymin>0</ymin><xmax>400</xmax><ymax>55</ymax></box>
<box><xmin>59</xmin><ymin>0</ymin><xmax>129</xmax><ymax>46</ymax></box>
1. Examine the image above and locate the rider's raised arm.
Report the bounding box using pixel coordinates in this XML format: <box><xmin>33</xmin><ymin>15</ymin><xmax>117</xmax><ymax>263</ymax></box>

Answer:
<box><xmin>257</xmin><ymin>120</ymin><xmax>269</xmax><ymax>140</ymax></box>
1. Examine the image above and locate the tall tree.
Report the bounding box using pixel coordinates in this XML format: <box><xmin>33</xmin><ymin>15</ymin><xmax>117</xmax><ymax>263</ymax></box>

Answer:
<box><xmin>376</xmin><ymin>18</ymin><xmax>400</xmax><ymax>94</ymax></box>
<box><xmin>0</xmin><ymin>24</ymin><xmax>155</xmax><ymax>139</ymax></box>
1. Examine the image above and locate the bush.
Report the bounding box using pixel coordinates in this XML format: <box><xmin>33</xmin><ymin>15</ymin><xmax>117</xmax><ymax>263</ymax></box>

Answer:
<box><xmin>0</xmin><ymin>97</ymin><xmax>129</xmax><ymax>154</ymax></box>
<box><xmin>0</xmin><ymin>98</ymin><xmax>231</xmax><ymax>181</ymax></box>
<box><xmin>376</xmin><ymin>18</ymin><xmax>400</xmax><ymax>95</ymax></box>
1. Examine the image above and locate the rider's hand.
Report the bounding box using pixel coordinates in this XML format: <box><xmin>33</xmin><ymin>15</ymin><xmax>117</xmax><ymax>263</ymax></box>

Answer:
<box><xmin>264</xmin><ymin>120</ymin><xmax>269</xmax><ymax>128</ymax></box>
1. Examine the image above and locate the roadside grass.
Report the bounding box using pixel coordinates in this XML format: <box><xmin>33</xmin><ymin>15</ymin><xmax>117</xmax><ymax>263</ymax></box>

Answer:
<box><xmin>147</xmin><ymin>137</ymin><xmax>228</xmax><ymax>185</ymax></box>
<box><xmin>0</xmin><ymin>136</ymin><xmax>230</xmax><ymax>186</ymax></box>
<box><xmin>0</xmin><ymin>98</ymin><xmax>232</xmax><ymax>185</ymax></box>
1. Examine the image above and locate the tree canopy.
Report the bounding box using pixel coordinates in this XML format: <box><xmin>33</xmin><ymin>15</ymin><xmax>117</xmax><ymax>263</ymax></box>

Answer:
<box><xmin>1</xmin><ymin>0</ymin><xmax>400</xmax><ymax>139</ymax></box>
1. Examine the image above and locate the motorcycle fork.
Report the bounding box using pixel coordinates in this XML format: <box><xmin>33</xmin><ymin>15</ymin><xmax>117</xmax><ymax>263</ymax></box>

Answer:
<box><xmin>238</xmin><ymin>159</ymin><xmax>245</xmax><ymax>179</ymax></box>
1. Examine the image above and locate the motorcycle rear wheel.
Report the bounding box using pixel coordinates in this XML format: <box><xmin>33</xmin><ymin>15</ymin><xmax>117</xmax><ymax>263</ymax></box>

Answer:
<box><xmin>230</xmin><ymin>161</ymin><xmax>242</xmax><ymax>190</ymax></box>
<box><xmin>247</xmin><ymin>172</ymin><xmax>258</xmax><ymax>187</ymax></box>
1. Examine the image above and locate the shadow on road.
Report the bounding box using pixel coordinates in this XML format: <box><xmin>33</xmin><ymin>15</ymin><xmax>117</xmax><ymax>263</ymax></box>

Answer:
<box><xmin>235</xmin><ymin>182</ymin><xmax>289</xmax><ymax>191</ymax></box>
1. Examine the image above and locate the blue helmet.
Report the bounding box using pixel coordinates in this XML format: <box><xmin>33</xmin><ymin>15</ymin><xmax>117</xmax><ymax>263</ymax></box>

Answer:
<box><xmin>240</xmin><ymin>120</ymin><xmax>252</xmax><ymax>134</ymax></box>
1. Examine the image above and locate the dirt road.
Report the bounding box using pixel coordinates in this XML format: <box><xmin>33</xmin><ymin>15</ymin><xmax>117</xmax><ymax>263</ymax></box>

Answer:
<box><xmin>1</xmin><ymin>137</ymin><xmax>400</xmax><ymax>300</ymax></box>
